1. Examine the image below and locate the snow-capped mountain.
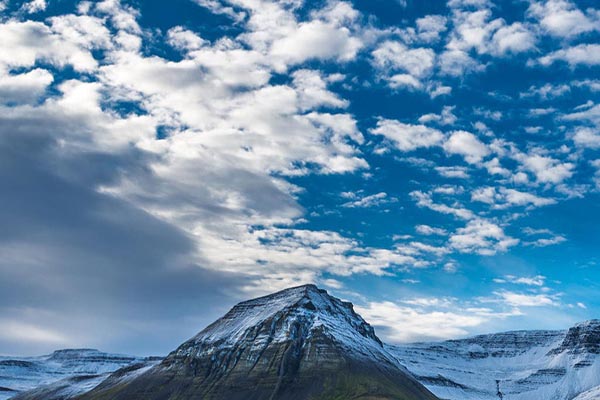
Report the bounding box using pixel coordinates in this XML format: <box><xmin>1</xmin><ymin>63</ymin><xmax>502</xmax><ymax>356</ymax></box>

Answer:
<box><xmin>77</xmin><ymin>284</ymin><xmax>438</xmax><ymax>400</ymax></box>
<box><xmin>0</xmin><ymin>348</ymin><xmax>153</xmax><ymax>400</ymax></box>
<box><xmin>388</xmin><ymin>320</ymin><xmax>600</xmax><ymax>400</ymax></box>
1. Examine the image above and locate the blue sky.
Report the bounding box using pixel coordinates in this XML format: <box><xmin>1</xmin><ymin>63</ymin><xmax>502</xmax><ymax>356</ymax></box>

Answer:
<box><xmin>0</xmin><ymin>0</ymin><xmax>599</xmax><ymax>355</ymax></box>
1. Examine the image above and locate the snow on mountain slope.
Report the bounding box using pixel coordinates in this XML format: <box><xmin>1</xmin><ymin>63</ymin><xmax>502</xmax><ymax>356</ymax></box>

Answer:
<box><xmin>388</xmin><ymin>320</ymin><xmax>600</xmax><ymax>400</ymax></box>
<box><xmin>574</xmin><ymin>385</ymin><xmax>600</xmax><ymax>400</ymax></box>
<box><xmin>187</xmin><ymin>283</ymin><xmax>389</xmax><ymax>363</ymax></box>
<box><xmin>12</xmin><ymin>359</ymin><xmax>161</xmax><ymax>400</ymax></box>
<box><xmin>0</xmin><ymin>348</ymin><xmax>147</xmax><ymax>399</ymax></box>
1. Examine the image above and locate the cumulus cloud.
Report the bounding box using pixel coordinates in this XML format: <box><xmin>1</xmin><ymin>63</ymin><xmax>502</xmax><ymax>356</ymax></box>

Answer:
<box><xmin>0</xmin><ymin>20</ymin><xmax>100</xmax><ymax>72</ymax></box>
<box><xmin>538</xmin><ymin>44</ymin><xmax>600</xmax><ymax>67</ymax></box>
<box><xmin>528</xmin><ymin>0</ymin><xmax>600</xmax><ymax>38</ymax></box>
<box><xmin>572</xmin><ymin>127</ymin><xmax>600</xmax><ymax>148</ymax></box>
<box><xmin>416</xmin><ymin>15</ymin><xmax>448</xmax><ymax>43</ymax></box>
<box><xmin>516</xmin><ymin>153</ymin><xmax>575</xmax><ymax>184</ymax></box>
<box><xmin>0</xmin><ymin>69</ymin><xmax>54</xmax><ymax>104</ymax></box>
<box><xmin>415</xmin><ymin>225</ymin><xmax>448</xmax><ymax>236</ymax></box>
<box><xmin>443</xmin><ymin>130</ymin><xmax>490</xmax><ymax>164</ymax></box>
<box><xmin>370</xmin><ymin>119</ymin><xmax>444</xmax><ymax>151</ymax></box>
<box><xmin>372</xmin><ymin>41</ymin><xmax>436</xmax><ymax>77</ymax></box>
<box><xmin>471</xmin><ymin>187</ymin><xmax>557</xmax><ymax>209</ymax></box>
<box><xmin>449</xmin><ymin>219</ymin><xmax>519</xmax><ymax>255</ymax></box>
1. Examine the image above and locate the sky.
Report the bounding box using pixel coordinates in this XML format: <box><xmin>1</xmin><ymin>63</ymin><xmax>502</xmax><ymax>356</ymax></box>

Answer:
<box><xmin>0</xmin><ymin>0</ymin><xmax>599</xmax><ymax>356</ymax></box>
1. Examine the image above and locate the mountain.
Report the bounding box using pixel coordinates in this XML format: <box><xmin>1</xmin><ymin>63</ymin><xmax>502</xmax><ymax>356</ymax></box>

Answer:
<box><xmin>77</xmin><ymin>284</ymin><xmax>439</xmax><ymax>400</ymax></box>
<box><xmin>388</xmin><ymin>320</ymin><xmax>600</xmax><ymax>400</ymax></box>
<box><xmin>11</xmin><ymin>359</ymin><xmax>160</xmax><ymax>400</ymax></box>
<box><xmin>0</xmin><ymin>349</ymin><xmax>150</xmax><ymax>400</ymax></box>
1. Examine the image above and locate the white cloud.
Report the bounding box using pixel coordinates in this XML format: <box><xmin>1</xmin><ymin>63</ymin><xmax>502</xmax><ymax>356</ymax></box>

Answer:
<box><xmin>563</xmin><ymin>103</ymin><xmax>600</xmax><ymax>127</ymax></box>
<box><xmin>593</xmin><ymin>160</ymin><xmax>600</xmax><ymax>188</ymax></box>
<box><xmin>415</xmin><ymin>225</ymin><xmax>448</xmax><ymax>236</ymax></box>
<box><xmin>292</xmin><ymin>69</ymin><xmax>349</xmax><ymax>110</ymax></box>
<box><xmin>572</xmin><ymin>127</ymin><xmax>600</xmax><ymax>149</ymax></box>
<box><xmin>436</xmin><ymin>166</ymin><xmax>470</xmax><ymax>179</ymax></box>
<box><xmin>539</xmin><ymin>44</ymin><xmax>600</xmax><ymax>67</ymax></box>
<box><xmin>370</xmin><ymin>119</ymin><xmax>444</xmax><ymax>151</ymax></box>
<box><xmin>522</xmin><ymin>226</ymin><xmax>567</xmax><ymax>247</ymax></box>
<box><xmin>357</xmin><ymin>298</ymin><xmax>516</xmax><ymax>342</ymax></box>
<box><xmin>167</xmin><ymin>26</ymin><xmax>207</xmax><ymax>51</ymax></box>
<box><xmin>521</xmin><ymin>83</ymin><xmax>570</xmax><ymax>100</ymax></box>
<box><xmin>411</xmin><ymin>190</ymin><xmax>475</xmax><ymax>220</ymax></box>
<box><xmin>418</xmin><ymin>106</ymin><xmax>457</xmax><ymax>126</ymax></box>
<box><xmin>0</xmin><ymin>20</ymin><xmax>101</xmax><ymax>72</ymax></box>
<box><xmin>372</xmin><ymin>41</ymin><xmax>436</xmax><ymax>78</ymax></box>
<box><xmin>416</xmin><ymin>15</ymin><xmax>448</xmax><ymax>43</ymax></box>
<box><xmin>438</xmin><ymin>49</ymin><xmax>483</xmax><ymax>76</ymax></box>
<box><xmin>0</xmin><ymin>69</ymin><xmax>54</xmax><ymax>104</ymax></box>
<box><xmin>342</xmin><ymin>192</ymin><xmax>393</xmax><ymax>208</ymax></box>
<box><xmin>270</xmin><ymin>20</ymin><xmax>362</xmax><ymax>69</ymax></box>
<box><xmin>449</xmin><ymin>219</ymin><xmax>519</xmax><ymax>255</ymax></box>
<box><xmin>516</xmin><ymin>153</ymin><xmax>575</xmax><ymax>184</ymax></box>
<box><xmin>0</xmin><ymin>319</ymin><xmax>68</xmax><ymax>345</ymax></box>
<box><xmin>443</xmin><ymin>130</ymin><xmax>490</xmax><ymax>164</ymax></box>
<box><xmin>371</xmin><ymin>40</ymin><xmax>436</xmax><ymax>89</ymax></box>
<box><xmin>493</xmin><ymin>290</ymin><xmax>556</xmax><ymax>307</ymax></box>
<box><xmin>388</xmin><ymin>73</ymin><xmax>422</xmax><ymax>90</ymax></box>
<box><xmin>528</xmin><ymin>0</ymin><xmax>600</xmax><ymax>38</ymax></box>
<box><xmin>525</xmin><ymin>235</ymin><xmax>567</xmax><ymax>247</ymax></box>
<box><xmin>491</xmin><ymin>22</ymin><xmax>536</xmax><ymax>55</ymax></box>
<box><xmin>192</xmin><ymin>0</ymin><xmax>246</xmax><ymax>22</ymax></box>
<box><xmin>21</xmin><ymin>0</ymin><xmax>47</xmax><ymax>13</ymax></box>
<box><xmin>471</xmin><ymin>187</ymin><xmax>556</xmax><ymax>209</ymax></box>
<box><xmin>494</xmin><ymin>275</ymin><xmax>546</xmax><ymax>286</ymax></box>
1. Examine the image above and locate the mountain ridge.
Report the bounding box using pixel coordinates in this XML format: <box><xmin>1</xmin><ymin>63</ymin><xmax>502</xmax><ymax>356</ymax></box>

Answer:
<box><xmin>8</xmin><ymin>286</ymin><xmax>600</xmax><ymax>400</ymax></box>
<box><xmin>389</xmin><ymin>319</ymin><xmax>600</xmax><ymax>400</ymax></box>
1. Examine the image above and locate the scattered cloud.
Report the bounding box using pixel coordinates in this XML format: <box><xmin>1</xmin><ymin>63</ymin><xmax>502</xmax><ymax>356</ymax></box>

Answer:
<box><xmin>370</xmin><ymin>119</ymin><xmax>444</xmax><ymax>151</ymax></box>
<box><xmin>342</xmin><ymin>192</ymin><xmax>395</xmax><ymax>208</ymax></box>
<box><xmin>443</xmin><ymin>130</ymin><xmax>490</xmax><ymax>164</ymax></box>
<box><xmin>449</xmin><ymin>219</ymin><xmax>519</xmax><ymax>255</ymax></box>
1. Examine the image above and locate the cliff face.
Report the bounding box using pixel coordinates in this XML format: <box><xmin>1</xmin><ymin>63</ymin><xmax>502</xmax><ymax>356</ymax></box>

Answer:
<box><xmin>79</xmin><ymin>285</ymin><xmax>438</xmax><ymax>400</ymax></box>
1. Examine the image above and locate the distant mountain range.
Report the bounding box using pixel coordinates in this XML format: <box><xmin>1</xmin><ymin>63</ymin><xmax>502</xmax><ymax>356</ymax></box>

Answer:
<box><xmin>5</xmin><ymin>285</ymin><xmax>600</xmax><ymax>400</ymax></box>
<box><xmin>389</xmin><ymin>319</ymin><xmax>600</xmax><ymax>399</ymax></box>
<box><xmin>0</xmin><ymin>348</ymin><xmax>159</xmax><ymax>400</ymax></box>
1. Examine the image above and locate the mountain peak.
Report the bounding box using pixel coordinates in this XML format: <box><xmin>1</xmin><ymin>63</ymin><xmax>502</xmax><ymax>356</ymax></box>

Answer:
<box><xmin>191</xmin><ymin>283</ymin><xmax>382</xmax><ymax>350</ymax></box>
<box><xmin>78</xmin><ymin>285</ymin><xmax>439</xmax><ymax>400</ymax></box>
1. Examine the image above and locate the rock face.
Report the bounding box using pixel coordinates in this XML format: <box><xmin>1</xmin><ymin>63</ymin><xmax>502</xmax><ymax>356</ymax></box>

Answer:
<box><xmin>550</xmin><ymin>319</ymin><xmax>600</xmax><ymax>355</ymax></box>
<box><xmin>389</xmin><ymin>320</ymin><xmax>600</xmax><ymax>400</ymax></box>
<box><xmin>79</xmin><ymin>284</ymin><xmax>438</xmax><ymax>400</ymax></box>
